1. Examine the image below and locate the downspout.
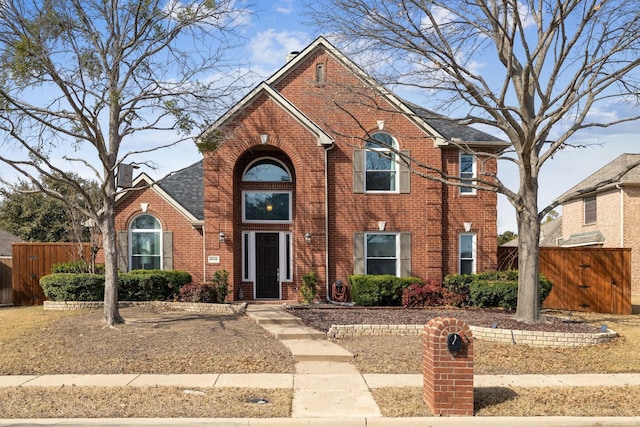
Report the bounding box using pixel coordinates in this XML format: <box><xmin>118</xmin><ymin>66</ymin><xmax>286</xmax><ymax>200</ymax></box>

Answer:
<box><xmin>202</xmin><ymin>226</ymin><xmax>207</xmax><ymax>283</ymax></box>
<box><xmin>616</xmin><ymin>184</ymin><xmax>624</xmax><ymax>247</ymax></box>
<box><xmin>324</xmin><ymin>142</ymin><xmax>335</xmax><ymax>301</ymax></box>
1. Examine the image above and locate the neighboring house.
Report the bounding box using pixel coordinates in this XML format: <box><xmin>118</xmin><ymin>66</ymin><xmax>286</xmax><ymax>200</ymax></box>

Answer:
<box><xmin>501</xmin><ymin>217</ymin><xmax>563</xmax><ymax>248</ymax></box>
<box><xmin>0</xmin><ymin>228</ymin><xmax>24</xmax><ymax>256</ymax></box>
<box><xmin>556</xmin><ymin>153</ymin><xmax>640</xmax><ymax>294</ymax></box>
<box><xmin>112</xmin><ymin>37</ymin><xmax>507</xmax><ymax>302</ymax></box>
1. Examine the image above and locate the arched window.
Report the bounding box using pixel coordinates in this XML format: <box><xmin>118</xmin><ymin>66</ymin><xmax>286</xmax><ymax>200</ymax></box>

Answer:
<box><xmin>129</xmin><ymin>214</ymin><xmax>162</xmax><ymax>270</ymax></box>
<box><xmin>242</xmin><ymin>158</ymin><xmax>292</xmax><ymax>223</ymax></box>
<box><xmin>243</xmin><ymin>158</ymin><xmax>291</xmax><ymax>182</ymax></box>
<box><xmin>365</xmin><ymin>132</ymin><xmax>398</xmax><ymax>192</ymax></box>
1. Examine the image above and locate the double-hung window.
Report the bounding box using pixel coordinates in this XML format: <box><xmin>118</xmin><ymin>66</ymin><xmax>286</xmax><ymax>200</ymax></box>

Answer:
<box><xmin>460</xmin><ymin>153</ymin><xmax>476</xmax><ymax>195</ymax></box>
<box><xmin>365</xmin><ymin>133</ymin><xmax>398</xmax><ymax>192</ymax></box>
<box><xmin>365</xmin><ymin>233</ymin><xmax>398</xmax><ymax>275</ymax></box>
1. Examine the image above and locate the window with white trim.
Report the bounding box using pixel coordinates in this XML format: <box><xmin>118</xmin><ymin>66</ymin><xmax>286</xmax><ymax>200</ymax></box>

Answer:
<box><xmin>365</xmin><ymin>133</ymin><xmax>398</xmax><ymax>192</ymax></box>
<box><xmin>242</xmin><ymin>191</ymin><xmax>292</xmax><ymax>223</ymax></box>
<box><xmin>459</xmin><ymin>233</ymin><xmax>476</xmax><ymax>274</ymax></box>
<box><xmin>365</xmin><ymin>233</ymin><xmax>398</xmax><ymax>275</ymax></box>
<box><xmin>460</xmin><ymin>153</ymin><xmax>476</xmax><ymax>195</ymax></box>
<box><xmin>130</xmin><ymin>214</ymin><xmax>162</xmax><ymax>270</ymax></box>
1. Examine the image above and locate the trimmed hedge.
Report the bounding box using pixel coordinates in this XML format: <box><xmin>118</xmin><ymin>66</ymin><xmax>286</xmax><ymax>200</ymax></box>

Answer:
<box><xmin>40</xmin><ymin>269</ymin><xmax>192</xmax><ymax>302</ymax></box>
<box><xmin>348</xmin><ymin>274</ymin><xmax>422</xmax><ymax>306</ymax></box>
<box><xmin>444</xmin><ymin>270</ymin><xmax>553</xmax><ymax>310</ymax></box>
<box><xmin>51</xmin><ymin>260</ymin><xmax>105</xmax><ymax>275</ymax></box>
<box><xmin>40</xmin><ymin>273</ymin><xmax>105</xmax><ymax>302</ymax></box>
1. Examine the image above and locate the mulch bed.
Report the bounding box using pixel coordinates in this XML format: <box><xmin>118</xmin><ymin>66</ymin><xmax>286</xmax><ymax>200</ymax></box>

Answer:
<box><xmin>287</xmin><ymin>305</ymin><xmax>601</xmax><ymax>333</ymax></box>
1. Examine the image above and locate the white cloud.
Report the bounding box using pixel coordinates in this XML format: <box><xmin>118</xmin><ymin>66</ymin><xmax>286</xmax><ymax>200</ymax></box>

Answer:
<box><xmin>249</xmin><ymin>29</ymin><xmax>310</xmax><ymax>66</ymax></box>
<box><xmin>274</xmin><ymin>0</ymin><xmax>294</xmax><ymax>15</ymax></box>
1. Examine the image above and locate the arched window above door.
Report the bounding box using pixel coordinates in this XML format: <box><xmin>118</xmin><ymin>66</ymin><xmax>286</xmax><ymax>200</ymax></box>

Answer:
<box><xmin>243</xmin><ymin>158</ymin><xmax>291</xmax><ymax>182</ymax></box>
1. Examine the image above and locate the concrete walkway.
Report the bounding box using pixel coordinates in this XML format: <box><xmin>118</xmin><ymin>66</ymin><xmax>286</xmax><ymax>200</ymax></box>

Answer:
<box><xmin>1</xmin><ymin>304</ymin><xmax>640</xmax><ymax>425</ymax></box>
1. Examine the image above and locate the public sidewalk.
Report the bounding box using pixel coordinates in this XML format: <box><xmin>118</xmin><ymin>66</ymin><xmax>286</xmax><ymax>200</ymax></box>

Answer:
<box><xmin>1</xmin><ymin>304</ymin><xmax>639</xmax><ymax>426</ymax></box>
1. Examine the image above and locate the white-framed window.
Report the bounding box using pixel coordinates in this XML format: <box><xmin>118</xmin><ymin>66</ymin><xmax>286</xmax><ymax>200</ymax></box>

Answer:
<box><xmin>242</xmin><ymin>191</ymin><xmax>292</xmax><ymax>223</ymax></box>
<box><xmin>584</xmin><ymin>195</ymin><xmax>596</xmax><ymax>224</ymax></box>
<box><xmin>365</xmin><ymin>233</ymin><xmax>399</xmax><ymax>275</ymax></box>
<box><xmin>459</xmin><ymin>233</ymin><xmax>476</xmax><ymax>274</ymax></box>
<box><xmin>242</xmin><ymin>157</ymin><xmax>291</xmax><ymax>182</ymax></box>
<box><xmin>129</xmin><ymin>214</ymin><xmax>162</xmax><ymax>270</ymax></box>
<box><xmin>365</xmin><ymin>132</ymin><xmax>398</xmax><ymax>192</ymax></box>
<box><xmin>241</xmin><ymin>231</ymin><xmax>293</xmax><ymax>282</ymax></box>
<box><xmin>460</xmin><ymin>152</ymin><xmax>476</xmax><ymax>195</ymax></box>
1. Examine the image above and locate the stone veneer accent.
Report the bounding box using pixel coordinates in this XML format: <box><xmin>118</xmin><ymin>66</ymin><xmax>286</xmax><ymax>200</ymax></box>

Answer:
<box><xmin>43</xmin><ymin>300</ymin><xmax>246</xmax><ymax>315</ymax></box>
<box><xmin>327</xmin><ymin>323</ymin><xmax>617</xmax><ymax>347</ymax></box>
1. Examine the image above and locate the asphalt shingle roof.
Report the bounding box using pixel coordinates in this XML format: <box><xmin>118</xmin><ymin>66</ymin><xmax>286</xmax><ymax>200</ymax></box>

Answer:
<box><xmin>403</xmin><ymin>101</ymin><xmax>507</xmax><ymax>145</ymax></box>
<box><xmin>557</xmin><ymin>153</ymin><xmax>640</xmax><ymax>202</ymax></box>
<box><xmin>156</xmin><ymin>161</ymin><xmax>204</xmax><ymax>220</ymax></box>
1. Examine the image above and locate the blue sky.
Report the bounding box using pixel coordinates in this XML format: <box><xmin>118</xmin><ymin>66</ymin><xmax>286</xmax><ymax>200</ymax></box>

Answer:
<box><xmin>4</xmin><ymin>0</ymin><xmax>639</xmax><ymax>234</ymax></box>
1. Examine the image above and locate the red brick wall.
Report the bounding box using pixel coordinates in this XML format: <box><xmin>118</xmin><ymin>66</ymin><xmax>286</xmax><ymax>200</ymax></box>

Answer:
<box><xmin>423</xmin><ymin>317</ymin><xmax>474</xmax><ymax>416</ymax></box>
<box><xmin>101</xmin><ymin>185</ymin><xmax>205</xmax><ymax>283</ymax></box>
<box><xmin>119</xmin><ymin>43</ymin><xmax>500</xmax><ymax>300</ymax></box>
<box><xmin>272</xmin><ymin>48</ymin><xmax>498</xmax><ymax>283</ymax></box>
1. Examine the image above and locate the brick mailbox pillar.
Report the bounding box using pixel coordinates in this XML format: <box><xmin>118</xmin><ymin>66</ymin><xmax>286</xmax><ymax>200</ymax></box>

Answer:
<box><xmin>423</xmin><ymin>317</ymin><xmax>474</xmax><ymax>416</ymax></box>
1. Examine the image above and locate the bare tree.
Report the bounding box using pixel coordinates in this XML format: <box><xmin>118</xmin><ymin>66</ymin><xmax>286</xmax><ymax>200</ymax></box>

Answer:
<box><xmin>306</xmin><ymin>0</ymin><xmax>640</xmax><ymax>323</ymax></box>
<box><xmin>0</xmin><ymin>0</ymin><xmax>250</xmax><ymax>326</ymax></box>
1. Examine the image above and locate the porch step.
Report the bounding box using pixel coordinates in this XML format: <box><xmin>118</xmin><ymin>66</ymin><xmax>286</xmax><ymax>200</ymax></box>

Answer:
<box><xmin>261</xmin><ymin>324</ymin><xmax>327</xmax><ymax>340</ymax></box>
<box><xmin>246</xmin><ymin>304</ymin><xmax>354</xmax><ymax>362</ymax></box>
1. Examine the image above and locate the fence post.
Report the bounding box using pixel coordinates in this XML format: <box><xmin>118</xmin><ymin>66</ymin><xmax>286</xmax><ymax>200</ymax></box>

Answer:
<box><xmin>423</xmin><ymin>317</ymin><xmax>474</xmax><ymax>416</ymax></box>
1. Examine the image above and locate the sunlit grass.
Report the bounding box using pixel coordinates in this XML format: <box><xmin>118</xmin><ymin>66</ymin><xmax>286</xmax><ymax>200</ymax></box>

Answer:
<box><xmin>0</xmin><ymin>306</ymin><xmax>83</xmax><ymax>343</ymax></box>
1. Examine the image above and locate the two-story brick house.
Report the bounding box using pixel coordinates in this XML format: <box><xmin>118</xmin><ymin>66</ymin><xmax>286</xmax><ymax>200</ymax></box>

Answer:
<box><xmin>556</xmin><ymin>153</ymin><xmax>640</xmax><ymax>294</ymax></box>
<box><xmin>113</xmin><ymin>37</ymin><xmax>507</xmax><ymax>302</ymax></box>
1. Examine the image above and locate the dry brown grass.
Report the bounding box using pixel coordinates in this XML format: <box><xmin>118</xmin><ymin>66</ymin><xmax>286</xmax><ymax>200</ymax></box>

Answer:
<box><xmin>0</xmin><ymin>306</ymin><xmax>295</xmax><ymax>375</ymax></box>
<box><xmin>0</xmin><ymin>387</ymin><xmax>291</xmax><ymax>418</ymax></box>
<box><xmin>373</xmin><ymin>386</ymin><xmax>640</xmax><ymax>417</ymax></box>
<box><xmin>1</xmin><ymin>305</ymin><xmax>640</xmax><ymax>418</ymax></box>
<box><xmin>338</xmin><ymin>311</ymin><xmax>640</xmax><ymax>375</ymax></box>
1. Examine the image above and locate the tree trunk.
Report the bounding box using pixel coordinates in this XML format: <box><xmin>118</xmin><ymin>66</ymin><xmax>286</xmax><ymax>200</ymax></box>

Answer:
<box><xmin>514</xmin><ymin>179</ymin><xmax>542</xmax><ymax>323</ymax></box>
<box><xmin>101</xmin><ymin>189</ymin><xmax>124</xmax><ymax>326</ymax></box>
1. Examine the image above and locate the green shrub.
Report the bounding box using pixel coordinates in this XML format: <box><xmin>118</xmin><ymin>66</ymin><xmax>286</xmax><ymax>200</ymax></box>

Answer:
<box><xmin>40</xmin><ymin>273</ymin><xmax>105</xmax><ymax>301</ymax></box>
<box><xmin>119</xmin><ymin>269</ymin><xmax>192</xmax><ymax>301</ymax></box>
<box><xmin>51</xmin><ymin>260</ymin><xmax>105</xmax><ymax>274</ymax></box>
<box><xmin>445</xmin><ymin>270</ymin><xmax>553</xmax><ymax>310</ymax></box>
<box><xmin>300</xmin><ymin>271</ymin><xmax>318</xmax><ymax>303</ymax></box>
<box><xmin>210</xmin><ymin>269</ymin><xmax>229</xmax><ymax>303</ymax></box>
<box><xmin>349</xmin><ymin>275</ymin><xmax>422</xmax><ymax>306</ymax></box>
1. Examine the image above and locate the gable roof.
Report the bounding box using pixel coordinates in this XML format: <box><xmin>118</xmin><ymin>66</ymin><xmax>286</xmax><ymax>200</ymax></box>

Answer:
<box><xmin>556</xmin><ymin>153</ymin><xmax>640</xmax><ymax>203</ymax></box>
<box><xmin>266</xmin><ymin>36</ymin><xmax>507</xmax><ymax>148</ymax></box>
<box><xmin>201</xmin><ymin>82</ymin><xmax>334</xmax><ymax>146</ymax></box>
<box><xmin>156</xmin><ymin>161</ymin><xmax>204</xmax><ymax>221</ymax></box>
<box><xmin>116</xmin><ymin>161</ymin><xmax>204</xmax><ymax>225</ymax></box>
<box><xmin>0</xmin><ymin>228</ymin><xmax>24</xmax><ymax>257</ymax></box>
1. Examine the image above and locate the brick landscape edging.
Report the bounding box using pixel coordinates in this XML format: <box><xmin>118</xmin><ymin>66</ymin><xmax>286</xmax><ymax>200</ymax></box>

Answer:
<box><xmin>43</xmin><ymin>300</ymin><xmax>246</xmax><ymax>314</ymax></box>
<box><xmin>327</xmin><ymin>324</ymin><xmax>617</xmax><ymax>347</ymax></box>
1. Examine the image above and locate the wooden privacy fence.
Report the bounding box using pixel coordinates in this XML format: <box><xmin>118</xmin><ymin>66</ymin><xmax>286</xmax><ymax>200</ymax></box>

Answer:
<box><xmin>498</xmin><ymin>246</ymin><xmax>631</xmax><ymax>315</ymax></box>
<box><xmin>0</xmin><ymin>256</ymin><xmax>11</xmax><ymax>305</ymax></box>
<box><xmin>12</xmin><ymin>242</ymin><xmax>91</xmax><ymax>306</ymax></box>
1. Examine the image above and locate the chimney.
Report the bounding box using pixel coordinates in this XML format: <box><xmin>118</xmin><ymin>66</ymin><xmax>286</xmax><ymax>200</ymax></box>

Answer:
<box><xmin>286</xmin><ymin>51</ymin><xmax>300</xmax><ymax>62</ymax></box>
